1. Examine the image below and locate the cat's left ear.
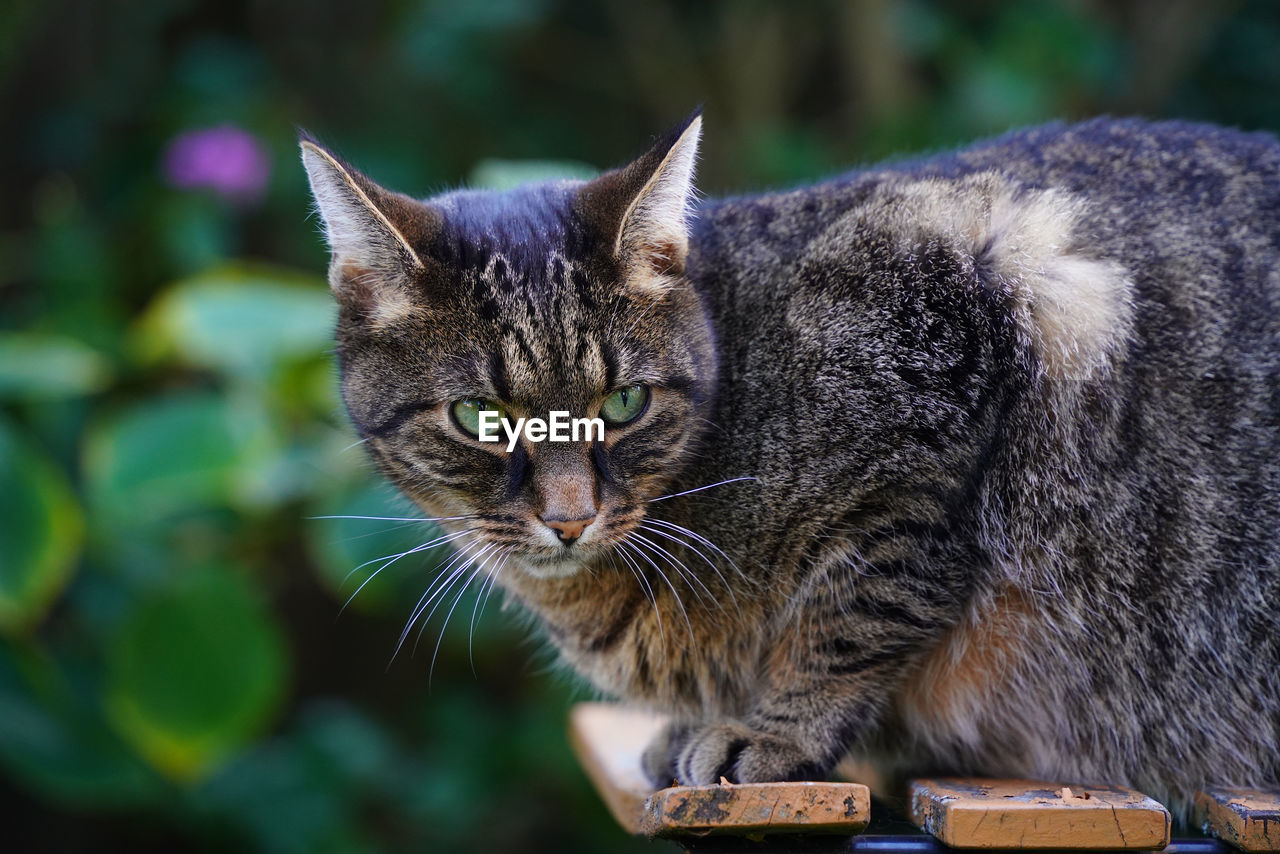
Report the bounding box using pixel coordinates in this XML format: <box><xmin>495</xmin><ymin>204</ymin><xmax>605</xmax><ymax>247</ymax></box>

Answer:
<box><xmin>578</xmin><ymin>112</ymin><xmax>702</xmax><ymax>295</ymax></box>
<box><xmin>299</xmin><ymin>133</ymin><xmax>440</xmax><ymax>322</ymax></box>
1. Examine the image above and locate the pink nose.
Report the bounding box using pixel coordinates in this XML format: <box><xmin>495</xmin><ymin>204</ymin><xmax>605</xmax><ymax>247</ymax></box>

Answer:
<box><xmin>542</xmin><ymin>515</ymin><xmax>595</xmax><ymax>542</ymax></box>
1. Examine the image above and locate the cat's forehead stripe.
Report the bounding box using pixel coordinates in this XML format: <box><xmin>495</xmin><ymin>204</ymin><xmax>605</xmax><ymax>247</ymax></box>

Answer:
<box><xmin>487</xmin><ymin>349</ymin><xmax>511</xmax><ymax>401</ymax></box>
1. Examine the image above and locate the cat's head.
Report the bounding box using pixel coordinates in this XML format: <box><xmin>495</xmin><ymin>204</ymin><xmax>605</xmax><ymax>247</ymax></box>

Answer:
<box><xmin>301</xmin><ymin>115</ymin><xmax>715</xmax><ymax>579</ymax></box>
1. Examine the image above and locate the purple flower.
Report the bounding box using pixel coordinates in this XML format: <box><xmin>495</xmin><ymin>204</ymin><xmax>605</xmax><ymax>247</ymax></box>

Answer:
<box><xmin>163</xmin><ymin>125</ymin><xmax>270</xmax><ymax>204</ymax></box>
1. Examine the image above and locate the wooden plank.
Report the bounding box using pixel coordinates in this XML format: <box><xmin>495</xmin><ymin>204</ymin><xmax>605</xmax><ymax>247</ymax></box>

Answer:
<box><xmin>1194</xmin><ymin>787</ymin><xmax>1280</xmax><ymax>851</ymax></box>
<box><xmin>645</xmin><ymin>780</ymin><xmax>870</xmax><ymax>838</ymax></box>
<box><xmin>567</xmin><ymin>702</ymin><xmax>870</xmax><ymax>838</ymax></box>
<box><xmin>909</xmin><ymin>777</ymin><xmax>1171</xmax><ymax>849</ymax></box>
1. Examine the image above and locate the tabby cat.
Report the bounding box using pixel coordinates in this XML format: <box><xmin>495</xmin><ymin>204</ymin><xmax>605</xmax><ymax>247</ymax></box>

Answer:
<box><xmin>300</xmin><ymin>113</ymin><xmax>1280</xmax><ymax>814</ymax></box>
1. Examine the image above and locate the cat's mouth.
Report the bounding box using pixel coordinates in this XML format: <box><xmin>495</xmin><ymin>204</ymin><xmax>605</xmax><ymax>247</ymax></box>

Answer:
<box><xmin>515</xmin><ymin>532</ymin><xmax>629</xmax><ymax>579</ymax></box>
<box><xmin>505</xmin><ymin>514</ymin><xmax>630</xmax><ymax>579</ymax></box>
<box><xmin>518</xmin><ymin>549</ymin><xmax>592</xmax><ymax>579</ymax></box>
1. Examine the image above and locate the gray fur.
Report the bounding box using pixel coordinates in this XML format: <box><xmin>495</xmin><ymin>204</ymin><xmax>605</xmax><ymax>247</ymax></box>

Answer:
<box><xmin>302</xmin><ymin>117</ymin><xmax>1280</xmax><ymax>817</ymax></box>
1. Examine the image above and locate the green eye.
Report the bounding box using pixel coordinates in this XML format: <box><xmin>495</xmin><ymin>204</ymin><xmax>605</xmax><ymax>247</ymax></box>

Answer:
<box><xmin>451</xmin><ymin>399</ymin><xmax>508</xmax><ymax>439</ymax></box>
<box><xmin>600</xmin><ymin>385</ymin><xmax>650</xmax><ymax>426</ymax></box>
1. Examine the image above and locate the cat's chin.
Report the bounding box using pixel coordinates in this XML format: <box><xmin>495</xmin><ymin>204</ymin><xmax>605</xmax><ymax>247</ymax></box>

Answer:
<box><xmin>516</xmin><ymin>553</ymin><xmax>587</xmax><ymax>580</ymax></box>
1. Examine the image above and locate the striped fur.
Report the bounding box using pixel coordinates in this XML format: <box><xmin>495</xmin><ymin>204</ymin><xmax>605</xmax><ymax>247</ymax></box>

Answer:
<box><xmin>303</xmin><ymin>116</ymin><xmax>1280</xmax><ymax>817</ymax></box>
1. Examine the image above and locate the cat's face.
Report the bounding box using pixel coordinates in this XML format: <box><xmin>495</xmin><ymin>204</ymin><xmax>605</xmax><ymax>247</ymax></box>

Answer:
<box><xmin>303</xmin><ymin>116</ymin><xmax>714</xmax><ymax>579</ymax></box>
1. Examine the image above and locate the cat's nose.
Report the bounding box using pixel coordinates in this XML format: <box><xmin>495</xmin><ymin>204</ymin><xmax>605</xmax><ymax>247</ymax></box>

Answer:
<box><xmin>542</xmin><ymin>515</ymin><xmax>595</xmax><ymax>543</ymax></box>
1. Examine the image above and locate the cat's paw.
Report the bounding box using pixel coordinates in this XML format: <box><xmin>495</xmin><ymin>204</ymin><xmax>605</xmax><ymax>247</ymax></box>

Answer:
<box><xmin>675</xmin><ymin>722</ymin><xmax>822</xmax><ymax>785</ymax></box>
<box><xmin>642</xmin><ymin>721</ymin><xmax>693</xmax><ymax>788</ymax></box>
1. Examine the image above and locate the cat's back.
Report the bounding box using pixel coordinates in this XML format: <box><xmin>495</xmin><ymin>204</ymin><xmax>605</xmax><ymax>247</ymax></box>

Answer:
<box><xmin>692</xmin><ymin>117</ymin><xmax>1280</xmax><ymax>385</ymax></box>
<box><xmin>947</xmin><ymin>119</ymin><xmax>1280</xmax><ymax>333</ymax></box>
<box><xmin>693</xmin><ymin>117</ymin><xmax>1280</xmax><ymax>286</ymax></box>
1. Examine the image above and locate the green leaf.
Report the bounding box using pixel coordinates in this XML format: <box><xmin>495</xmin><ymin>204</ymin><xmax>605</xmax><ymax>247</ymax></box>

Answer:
<box><xmin>83</xmin><ymin>389</ymin><xmax>298</xmax><ymax>539</ymax></box>
<box><xmin>0</xmin><ymin>643</ymin><xmax>159</xmax><ymax>806</ymax></box>
<box><xmin>134</xmin><ymin>263</ymin><xmax>334</xmax><ymax>380</ymax></box>
<box><xmin>0</xmin><ymin>418</ymin><xmax>83</xmax><ymax>633</ymax></box>
<box><xmin>193</xmin><ymin>717</ymin><xmax>376</xmax><ymax>854</ymax></box>
<box><xmin>84</xmin><ymin>391</ymin><xmax>242</xmax><ymax>528</ymax></box>
<box><xmin>0</xmin><ymin>332</ymin><xmax>114</xmax><ymax>400</ymax></box>
<box><xmin>105</xmin><ymin>567</ymin><xmax>287</xmax><ymax>781</ymax></box>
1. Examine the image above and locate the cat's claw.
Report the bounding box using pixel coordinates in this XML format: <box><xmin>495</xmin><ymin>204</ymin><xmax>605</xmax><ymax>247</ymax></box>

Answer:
<box><xmin>672</xmin><ymin>722</ymin><xmax>821</xmax><ymax>786</ymax></box>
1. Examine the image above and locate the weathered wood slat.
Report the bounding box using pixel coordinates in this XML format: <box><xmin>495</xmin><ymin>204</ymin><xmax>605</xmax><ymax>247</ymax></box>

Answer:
<box><xmin>645</xmin><ymin>781</ymin><xmax>871</xmax><ymax>837</ymax></box>
<box><xmin>909</xmin><ymin>777</ymin><xmax>1171</xmax><ymax>850</ymax></box>
<box><xmin>568</xmin><ymin>702</ymin><xmax>870</xmax><ymax>838</ymax></box>
<box><xmin>1194</xmin><ymin>787</ymin><xmax>1280</xmax><ymax>852</ymax></box>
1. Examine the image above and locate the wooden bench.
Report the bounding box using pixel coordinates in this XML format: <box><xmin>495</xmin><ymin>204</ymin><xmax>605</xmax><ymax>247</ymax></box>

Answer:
<box><xmin>909</xmin><ymin>777</ymin><xmax>1168</xmax><ymax>849</ymax></box>
<box><xmin>1195</xmin><ymin>788</ymin><xmax>1280</xmax><ymax>852</ymax></box>
<box><xmin>568</xmin><ymin>702</ymin><xmax>1280</xmax><ymax>852</ymax></box>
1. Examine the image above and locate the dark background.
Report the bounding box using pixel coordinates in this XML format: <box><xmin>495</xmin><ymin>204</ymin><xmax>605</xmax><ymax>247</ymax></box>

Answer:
<box><xmin>2</xmin><ymin>1</ymin><xmax>1278</xmax><ymax>851</ymax></box>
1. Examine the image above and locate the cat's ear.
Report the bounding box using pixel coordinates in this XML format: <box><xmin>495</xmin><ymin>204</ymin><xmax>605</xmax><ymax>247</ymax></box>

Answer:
<box><xmin>578</xmin><ymin>112</ymin><xmax>702</xmax><ymax>296</ymax></box>
<box><xmin>299</xmin><ymin>133</ymin><xmax>440</xmax><ymax>321</ymax></box>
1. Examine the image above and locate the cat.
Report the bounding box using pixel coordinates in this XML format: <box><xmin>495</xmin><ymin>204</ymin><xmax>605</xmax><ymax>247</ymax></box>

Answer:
<box><xmin>300</xmin><ymin>112</ymin><xmax>1280</xmax><ymax>817</ymax></box>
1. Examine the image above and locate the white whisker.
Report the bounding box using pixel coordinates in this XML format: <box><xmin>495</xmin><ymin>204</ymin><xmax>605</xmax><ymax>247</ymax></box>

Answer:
<box><xmin>340</xmin><ymin>520</ymin><xmax>430</xmax><ymax>542</ymax></box>
<box><xmin>638</xmin><ymin>523</ymin><xmax>720</xmax><ymax>577</ymax></box>
<box><xmin>389</xmin><ymin>535</ymin><xmax>485</xmax><ymax>665</ymax></box>
<box><xmin>621</xmin><ymin>535</ymin><xmax>694</xmax><ymax>643</ymax></box>
<box><xmin>476</xmin><ymin>547</ymin><xmax>512</xmax><ymax>626</ymax></box>
<box><xmin>343</xmin><ymin>527</ymin><xmax>468</xmax><ymax>583</ymax></box>
<box><xmin>628</xmin><ymin>530</ymin><xmax>719</xmax><ymax>609</ymax></box>
<box><xmin>613</xmin><ymin>541</ymin><xmax>667</xmax><ymax>657</ymax></box>
<box><xmin>405</xmin><ymin>541</ymin><xmax>498</xmax><ymax>676</ymax></box>
<box><xmin>646</xmin><ymin>517</ymin><xmax>743</xmax><ymax>578</ymax></box>
<box><xmin>642</xmin><ymin>519</ymin><xmax>746</xmax><ymax>618</ymax></box>
<box><xmin>339</xmin><ymin>528</ymin><xmax>471</xmax><ymax>614</ymax></box>
<box><xmin>647</xmin><ymin>476</ymin><xmax>757</xmax><ymax>503</ymax></box>
<box><xmin>311</xmin><ymin>513</ymin><xmax>478</xmax><ymax>523</ymax></box>
<box><xmin>425</xmin><ymin>543</ymin><xmax>502</xmax><ymax>686</ymax></box>
<box><xmin>468</xmin><ymin>546</ymin><xmax>513</xmax><ymax>672</ymax></box>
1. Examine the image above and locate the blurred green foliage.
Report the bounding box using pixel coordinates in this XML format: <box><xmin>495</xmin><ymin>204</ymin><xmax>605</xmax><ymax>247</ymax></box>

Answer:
<box><xmin>2</xmin><ymin>0</ymin><xmax>1279</xmax><ymax>851</ymax></box>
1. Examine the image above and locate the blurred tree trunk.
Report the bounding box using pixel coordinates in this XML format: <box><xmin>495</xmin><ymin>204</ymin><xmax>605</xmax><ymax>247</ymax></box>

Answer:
<box><xmin>839</xmin><ymin>0</ymin><xmax>914</xmax><ymax>137</ymax></box>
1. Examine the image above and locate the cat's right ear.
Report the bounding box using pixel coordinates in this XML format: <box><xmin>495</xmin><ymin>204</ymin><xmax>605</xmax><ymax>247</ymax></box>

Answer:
<box><xmin>299</xmin><ymin>133</ymin><xmax>440</xmax><ymax>321</ymax></box>
<box><xmin>577</xmin><ymin>112</ymin><xmax>702</xmax><ymax>297</ymax></box>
